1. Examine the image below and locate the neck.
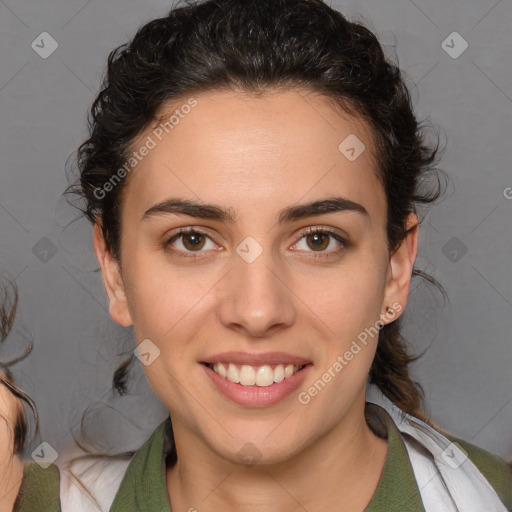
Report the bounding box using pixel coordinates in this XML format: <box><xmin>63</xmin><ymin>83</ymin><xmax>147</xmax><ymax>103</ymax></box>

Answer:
<box><xmin>166</xmin><ymin>398</ymin><xmax>388</xmax><ymax>512</ymax></box>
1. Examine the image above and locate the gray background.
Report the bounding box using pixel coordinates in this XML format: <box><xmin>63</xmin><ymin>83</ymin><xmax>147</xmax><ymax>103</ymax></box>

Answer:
<box><xmin>0</xmin><ymin>0</ymin><xmax>511</xmax><ymax>463</ymax></box>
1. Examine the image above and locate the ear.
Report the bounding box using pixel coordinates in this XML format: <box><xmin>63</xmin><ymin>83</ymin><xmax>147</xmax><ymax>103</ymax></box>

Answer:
<box><xmin>93</xmin><ymin>222</ymin><xmax>133</xmax><ymax>327</ymax></box>
<box><xmin>381</xmin><ymin>212</ymin><xmax>419</xmax><ymax>322</ymax></box>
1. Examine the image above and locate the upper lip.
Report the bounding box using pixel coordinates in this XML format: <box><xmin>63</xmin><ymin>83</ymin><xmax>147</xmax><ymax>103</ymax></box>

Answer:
<box><xmin>200</xmin><ymin>351</ymin><xmax>312</xmax><ymax>367</ymax></box>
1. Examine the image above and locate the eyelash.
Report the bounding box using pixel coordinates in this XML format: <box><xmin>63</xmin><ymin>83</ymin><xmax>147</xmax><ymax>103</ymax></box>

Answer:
<box><xmin>163</xmin><ymin>226</ymin><xmax>349</xmax><ymax>260</ymax></box>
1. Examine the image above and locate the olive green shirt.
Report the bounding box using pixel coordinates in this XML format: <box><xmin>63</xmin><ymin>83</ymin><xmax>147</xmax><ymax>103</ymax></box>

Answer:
<box><xmin>13</xmin><ymin>404</ymin><xmax>512</xmax><ymax>511</ymax></box>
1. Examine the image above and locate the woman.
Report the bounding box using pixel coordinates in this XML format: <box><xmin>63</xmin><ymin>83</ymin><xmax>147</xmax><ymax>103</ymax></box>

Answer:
<box><xmin>0</xmin><ymin>281</ymin><xmax>41</xmax><ymax>512</ymax></box>
<box><xmin>13</xmin><ymin>0</ymin><xmax>512</xmax><ymax>510</ymax></box>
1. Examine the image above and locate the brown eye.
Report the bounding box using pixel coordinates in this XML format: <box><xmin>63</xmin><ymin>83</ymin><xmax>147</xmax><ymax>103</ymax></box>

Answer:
<box><xmin>164</xmin><ymin>228</ymin><xmax>217</xmax><ymax>256</ymax></box>
<box><xmin>181</xmin><ymin>231</ymin><xmax>206</xmax><ymax>251</ymax></box>
<box><xmin>292</xmin><ymin>227</ymin><xmax>348</xmax><ymax>258</ymax></box>
<box><xmin>305</xmin><ymin>232</ymin><xmax>330</xmax><ymax>251</ymax></box>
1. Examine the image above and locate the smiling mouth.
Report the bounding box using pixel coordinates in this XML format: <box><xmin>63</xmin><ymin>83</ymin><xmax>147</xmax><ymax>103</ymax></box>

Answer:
<box><xmin>202</xmin><ymin>362</ymin><xmax>312</xmax><ymax>387</ymax></box>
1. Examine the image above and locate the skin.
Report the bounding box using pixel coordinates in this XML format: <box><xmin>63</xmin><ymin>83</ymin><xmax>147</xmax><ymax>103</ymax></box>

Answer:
<box><xmin>94</xmin><ymin>88</ymin><xmax>419</xmax><ymax>512</ymax></box>
<box><xmin>0</xmin><ymin>376</ymin><xmax>24</xmax><ymax>512</ymax></box>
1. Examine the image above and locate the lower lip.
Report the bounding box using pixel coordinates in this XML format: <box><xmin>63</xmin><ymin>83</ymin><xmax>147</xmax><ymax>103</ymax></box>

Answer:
<box><xmin>201</xmin><ymin>363</ymin><xmax>313</xmax><ymax>407</ymax></box>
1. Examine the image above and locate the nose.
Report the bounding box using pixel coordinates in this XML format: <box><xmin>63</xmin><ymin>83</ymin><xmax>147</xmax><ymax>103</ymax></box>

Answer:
<box><xmin>216</xmin><ymin>244</ymin><xmax>296</xmax><ymax>338</ymax></box>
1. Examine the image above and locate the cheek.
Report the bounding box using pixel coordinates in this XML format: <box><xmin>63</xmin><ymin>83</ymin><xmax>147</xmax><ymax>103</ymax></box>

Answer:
<box><xmin>302</xmin><ymin>267</ymin><xmax>386</xmax><ymax>409</ymax></box>
<box><xmin>125</xmin><ymin>257</ymin><xmax>218</xmax><ymax>389</ymax></box>
<box><xmin>124</xmin><ymin>255</ymin><xmax>199</xmax><ymax>338</ymax></box>
<box><xmin>307</xmin><ymin>255</ymin><xmax>386</xmax><ymax>327</ymax></box>
<box><xmin>0</xmin><ymin>387</ymin><xmax>20</xmax><ymax>449</ymax></box>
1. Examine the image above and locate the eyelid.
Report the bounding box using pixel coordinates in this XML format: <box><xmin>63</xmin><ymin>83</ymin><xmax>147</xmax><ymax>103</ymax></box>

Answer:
<box><xmin>164</xmin><ymin>227</ymin><xmax>221</xmax><ymax>256</ymax></box>
<box><xmin>297</xmin><ymin>225</ymin><xmax>349</xmax><ymax>243</ymax></box>
<box><xmin>290</xmin><ymin>226</ymin><xmax>348</xmax><ymax>257</ymax></box>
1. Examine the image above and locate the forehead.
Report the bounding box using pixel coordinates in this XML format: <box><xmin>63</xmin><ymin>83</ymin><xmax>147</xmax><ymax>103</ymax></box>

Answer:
<box><xmin>123</xmin><ymin>88</ymin><xmax>386</xmax><ymax>223</ymax></box>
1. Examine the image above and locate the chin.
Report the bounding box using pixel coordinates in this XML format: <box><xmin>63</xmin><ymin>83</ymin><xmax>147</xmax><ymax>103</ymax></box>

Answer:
<box><xmin>211</xmin><ymin>433</ymin><xmax>304</xmax><ymax>468</ymax></box>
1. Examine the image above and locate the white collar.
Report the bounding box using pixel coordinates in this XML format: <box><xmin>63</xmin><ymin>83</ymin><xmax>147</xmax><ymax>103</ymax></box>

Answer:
<box><xmin>366</xmin><ymin>382</ymin><xmax>508</xmax><ymax>511</ymax></box>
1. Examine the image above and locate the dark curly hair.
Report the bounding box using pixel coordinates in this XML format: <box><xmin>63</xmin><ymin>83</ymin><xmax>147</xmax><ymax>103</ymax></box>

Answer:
<box><xmin>68</xmin><ymin>0</ymin><xmax>446</xmax><ymax>455</ymax></box>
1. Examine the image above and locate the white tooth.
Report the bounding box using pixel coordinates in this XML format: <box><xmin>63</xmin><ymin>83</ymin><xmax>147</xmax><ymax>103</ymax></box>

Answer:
<box><xmin>239</xmin><ymin>365</ymin><xmax>256</xmax><ymax>385</ymax></box>
<box><xmin>284</xmin><ymin>364</ymin><xmax>294</xmax><ymax>378</ymax></box>
<box><xmin>255</xmin><ymin>365</ymin><xmax>274</xmax><ymax>387</ymax></box>
<box><xmin>227</xmin><ymin>363</ymin><xmax>240</xmax><ymax>383</ymax></box>
<box><xmin>273</xmin><ymin>364</ymin><xmax>285</xmax><ymax>383</ymax></box>
<box><xmin>214</xmin><ymin>363</ymin><xmax>227</xmax><ymax>377</ymax></box>
<box><xmin>216</xmin><ymin>362</ymin><xmax>302</xmax><ymax>385</ymax></box>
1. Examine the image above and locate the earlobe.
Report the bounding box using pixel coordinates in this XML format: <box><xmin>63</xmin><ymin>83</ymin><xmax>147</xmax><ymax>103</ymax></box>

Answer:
<box><xmin>381</xmin><ymin>213</ymin><xmax>419</xmax><ymax>322</ymax></box>
<box><xmin>93</xmin><ymin>223</ymin><xmax>133</xmax><ymax>327</ymax></box>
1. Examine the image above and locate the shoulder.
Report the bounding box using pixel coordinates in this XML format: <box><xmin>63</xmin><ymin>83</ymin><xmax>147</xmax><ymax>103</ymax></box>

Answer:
<box><xmin>13</xmin><ymin>418</ymin><xmax>170</xmax><ymax>511</ymax></box>
<box><xmin>13</xmin><ymin>456</ymin><xmax>133</xmax><ymax>512</ymax></box>
<box><xmin>13</xmin><ymin>462</ymin><xmax>61</xmax><ymax>512</ymax></box>
<box><xmin>57</xmin><ymin>455</ymin><xmax>132</xmax><ymax>512</ymax></box>
<box><xmin>445</xmin><ymin>433</ymin><xmax>512</xmax><ymax>510</ymax></box>
<box><xmin>369</xmin><ymin>399</ymin><xmax>512</xmax><ymax>510</ymax></box>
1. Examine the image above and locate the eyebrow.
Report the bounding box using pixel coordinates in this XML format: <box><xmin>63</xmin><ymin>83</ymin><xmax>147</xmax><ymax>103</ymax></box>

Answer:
<box><xmin>141</xmin><ymin>196</ymin><xmax>369</xmax><ymax>224</ymax></box>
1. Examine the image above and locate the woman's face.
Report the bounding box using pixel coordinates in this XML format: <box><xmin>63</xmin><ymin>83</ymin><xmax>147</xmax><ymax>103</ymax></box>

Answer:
<box><xmin>0</xmin><ymin>373</ymin><xmax>21</xmax><ymax>455</ymax></box>
<box><xmin>95</xmin><ymin>88</ymin><xmax>417</xmax><ymax>465</ymax></box>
